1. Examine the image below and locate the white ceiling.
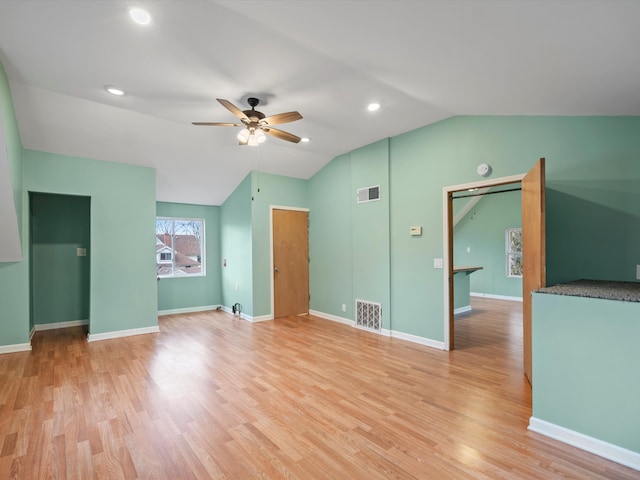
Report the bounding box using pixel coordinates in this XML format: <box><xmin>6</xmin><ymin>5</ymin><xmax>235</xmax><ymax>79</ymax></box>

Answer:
<box><xmin>1</xmin><ymin>0</ymin><xmax>639</xmax><ymax>206</ymax></box>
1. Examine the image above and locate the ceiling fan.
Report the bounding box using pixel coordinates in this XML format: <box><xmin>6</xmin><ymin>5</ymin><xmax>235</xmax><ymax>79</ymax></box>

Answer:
<box><xmin>193</xmin><ymin>97</ymin><xmax>303</xmax><ymax>146</ymax></box>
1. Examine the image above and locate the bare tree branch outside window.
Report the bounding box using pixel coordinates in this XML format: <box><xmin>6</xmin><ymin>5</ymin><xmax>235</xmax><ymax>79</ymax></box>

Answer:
<box><xmin>506</xmin><ymin>228</ymin><xmax>523</xmax><ymax>278</ymax></box>
<box><xmin>156</xmin><ymin>217</ymin><xmax>205</xmax><ymax>278</ymax></box>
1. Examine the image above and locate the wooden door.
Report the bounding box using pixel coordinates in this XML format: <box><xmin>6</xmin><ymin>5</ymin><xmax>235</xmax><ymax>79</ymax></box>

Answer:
<box><xmin>522</xmin><ymin>158</ymin><xmax>546</xmax><ymax>385</ymax></box>
<box><xmin>273</xmin><ymin>209</ymin><xmax>309</xmax><ymax>319</ymax></box>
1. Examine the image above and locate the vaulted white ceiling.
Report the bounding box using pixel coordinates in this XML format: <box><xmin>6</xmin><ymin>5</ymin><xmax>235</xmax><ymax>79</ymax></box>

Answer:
<box><xmin>1</xmin><ymin>0</ymin><xmax>639</xmax><ymax>205</ymax></box>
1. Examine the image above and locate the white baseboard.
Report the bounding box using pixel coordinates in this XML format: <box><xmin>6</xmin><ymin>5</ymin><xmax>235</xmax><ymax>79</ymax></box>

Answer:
<box><xmin>389</xmin><ymin>330</ymin><xmax>446</xmax><ymax>350</ymax></box>
<box><xmin>0</xmin><ymin>343</ymin><xmax>32</xmax><ymax>354</ymax></box>
<box><xmin>454</xmin><ymin>305</ymin><xmax>472</xmax><ymax>315</ymax></box>
<box><xmin>34</xmin><ymin>319</ymin><xmax>88</xmax><ymax>331</ymax></box>
<box><xmin>528</xmin><ymin>417</ymin><xmax>640</xmax><ymax>471</ymax></box>
<box><xmin>158</xmin><ymin>305</ymin><xmax>220</xmax><ymax>316</ymax></box>
<box><xmin>309</xmin><ymin>310</ymin><xmax>446</xmax><ymax>350</ymax></box>
<box><xmin>309</xmin><ymin>309</ymin><xmax>353</xmax><ymax>326</ymax></box>
<box><xmin>87</xmin><ymin>326</ymin><xmax>160</xmax><ymax>342</ymax></box>
<box><xmin>220</xmin><ymin>305</ymin><xmax>273</xmax><ymax>323</ymax></box>
<box><xmin>471</xmin><ymin>292</ymin><xmax>523</xmax><ymax>302</ymax></box>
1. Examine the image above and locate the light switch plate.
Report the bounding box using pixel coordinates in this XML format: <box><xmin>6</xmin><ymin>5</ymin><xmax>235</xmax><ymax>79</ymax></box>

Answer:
<box><xmin>434</xmin><ymin>258</ymin><xmax>443</xmax><ymax>269</ymax></box>
<box><xmin>637</xmin><ymin>265</ymin><xmax>640</xmax><ymax>280</ymax></box>
<box><xmin>410</xmin><ymin>226</ymin><xmax>422</xmax><ymax>236</ymax></box>
<box><xmin>77</xmin><ymin>247</ymin><xmax>86</xmax><ymax>257</ymax></box>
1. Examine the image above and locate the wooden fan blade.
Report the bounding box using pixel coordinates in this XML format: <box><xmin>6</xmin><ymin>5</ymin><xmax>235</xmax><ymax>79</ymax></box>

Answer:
<box><xmin>217</xmin><ymin>99</ymin><xmax>249</xmax><ymax>120</ymax></box>
<box><xmin>261</xmin><ymin>111</ymin><xmax>302</xmax><ymax>126</ymax></box>
<box><xmin>192</xmin><ymin>122</ymin><xmax>243</xmax><ymax>126</ymax></box>
<box><xmin>263</xmin><ymin>127</ymin><xmax>301</xmax><ymax>143</ymax></box>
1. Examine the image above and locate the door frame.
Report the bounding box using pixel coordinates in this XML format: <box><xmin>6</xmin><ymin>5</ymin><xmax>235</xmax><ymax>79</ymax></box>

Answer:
<box><xmin>270</xmin><ymin>205</ymin><xmax>310</xmax><ymax>319</ymax></box>
<box><xmin>442</xmin><ymin>173</ymin><xmax>525</xmax><ymax>350</ymax></box>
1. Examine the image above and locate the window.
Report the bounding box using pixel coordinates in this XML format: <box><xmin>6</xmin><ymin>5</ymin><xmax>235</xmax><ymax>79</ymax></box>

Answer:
<box><xmin>156</xmin><ymin>217</ymin><xmax>205</xmax><ymax>278</ymax></box>
<box><xmin>506</xmin><ymin>227</ymin><xmax>523</xmax><ymax>278</ymax></box>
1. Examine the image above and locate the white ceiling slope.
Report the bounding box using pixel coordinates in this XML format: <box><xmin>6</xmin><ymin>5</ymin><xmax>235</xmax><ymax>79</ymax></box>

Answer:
<box><xmin>0</xmin><ymin>0</ymin><xmax>639</xmax><ymax>206</ymax></box>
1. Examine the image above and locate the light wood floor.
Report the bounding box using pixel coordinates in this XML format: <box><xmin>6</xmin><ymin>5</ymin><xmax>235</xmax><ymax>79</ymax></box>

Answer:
<box><xmin>1</xmin><ymin>298</ymin><xmax>637</xmax><ymax>479</ymax></box>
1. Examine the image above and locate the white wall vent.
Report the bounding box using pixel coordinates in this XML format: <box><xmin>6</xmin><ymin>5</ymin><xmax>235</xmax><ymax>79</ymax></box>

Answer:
<box><xmin>357</xmin><ymin>185</ymin><xmax>380</xmax><ymax>203</ymax></box>
<box><xmin>355</xmin><ymin>299</ymin><xmax>381</xmax><ymax>331</ymax></box>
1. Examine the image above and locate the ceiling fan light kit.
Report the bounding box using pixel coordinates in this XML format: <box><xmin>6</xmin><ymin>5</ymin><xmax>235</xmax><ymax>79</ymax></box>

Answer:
<box><xmin>193</xmin><ymin>97</ymin><xmax>303</xmax><ymax>146</ymax></box>
<box><xmin>238</xmin><ymin>127</ymin><xmax>266</xmax><ymax>146</ymax></box>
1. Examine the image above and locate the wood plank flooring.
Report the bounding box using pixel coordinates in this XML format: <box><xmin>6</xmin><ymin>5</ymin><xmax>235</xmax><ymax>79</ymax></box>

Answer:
<box><xmin>1</xmin><ymin>298</ymin><xmax>637</xmax><ymax>479</ymax></box>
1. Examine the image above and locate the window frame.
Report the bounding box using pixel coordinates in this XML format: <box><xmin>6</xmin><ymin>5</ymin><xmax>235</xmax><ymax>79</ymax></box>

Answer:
<box><xmin>156</xmin><ymin>216</ymin><xmax>206</xmax><ymax>279</ymax></box>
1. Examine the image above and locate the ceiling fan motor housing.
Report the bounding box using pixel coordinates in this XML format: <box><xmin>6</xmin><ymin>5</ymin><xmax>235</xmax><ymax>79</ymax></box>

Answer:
<box><xmin>244</xmin><ymin>97</ymin><xmax>265</xmax><ymax>121</ymax></box>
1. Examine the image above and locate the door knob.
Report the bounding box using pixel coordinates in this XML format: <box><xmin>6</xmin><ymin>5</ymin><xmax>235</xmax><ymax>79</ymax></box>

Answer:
<box><xmin>274</xmin><ymin>267</ymin><xmax>279</xmax><ymax>273</ymax></box>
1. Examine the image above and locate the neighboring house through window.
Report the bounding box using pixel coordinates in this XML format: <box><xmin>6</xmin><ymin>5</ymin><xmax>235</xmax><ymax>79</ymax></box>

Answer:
<box><xmin>156</xmin><ymin>217</ymin><xmax>205</xmax><ymax>278</ymax></box>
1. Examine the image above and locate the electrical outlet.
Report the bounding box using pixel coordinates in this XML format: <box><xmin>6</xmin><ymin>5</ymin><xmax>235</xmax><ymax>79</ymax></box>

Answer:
<box><xmin>235</xmin><ymin>282</ymin><xmax>239</xmax><ymax>291</ymax></box>
<box><xmin>466</xmin><ymin>247</ymin><xmax>471</xmax><ymax>253</ymax></box>
<box><xmin>341</xmin><ymin>304</ymin><xmax>346</xmax><ymax>312</ymax></box>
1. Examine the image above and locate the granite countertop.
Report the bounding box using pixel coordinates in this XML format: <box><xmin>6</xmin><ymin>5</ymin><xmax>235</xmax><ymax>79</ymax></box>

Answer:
<box><xmin>536</xmin><ymin>279</ymin><xmax>640</xmax><ymax>302</ymax></box>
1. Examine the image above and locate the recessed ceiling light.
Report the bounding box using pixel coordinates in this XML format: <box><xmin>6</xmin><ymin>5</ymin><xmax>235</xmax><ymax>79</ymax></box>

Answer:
<box><xmin>367</xmin><ymin>102</ymin><xmax>381</xmax><ymax>112</ymax></box>
<box><xmin>105</xmin><ymin>85</ymin><xmax>125</xmax><ymax>96</ymax></box>
<box><xmin>129</xmin><ymin>7</ymin><xmax>151</xmax><ymax>25</ymax></box>
<box><xmin>300</xmin><ymin>137</ymin><xmax>310</xmax><ymax>143</ymax></box>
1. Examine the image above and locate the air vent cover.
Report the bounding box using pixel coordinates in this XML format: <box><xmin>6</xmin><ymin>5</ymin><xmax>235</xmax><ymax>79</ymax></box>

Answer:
<box><xmin>357</xmin><ymin>185</ymin><xmax>380</xmax><ymax>203</ymax></box>
<box><xmin>355</xmin><ymin>299</ymin><xmax>381</xmax><ymax>331</ymax></box>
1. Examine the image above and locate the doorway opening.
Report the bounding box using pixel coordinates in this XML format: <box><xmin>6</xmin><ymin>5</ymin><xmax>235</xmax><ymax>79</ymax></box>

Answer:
<box><xmin>450</xmin><ymin>184</ymin><xmax>523</xmax><ymax>353</ymax></box>
<box><xmin>443</xmin><ymin>158</ymin><xmax>546</xmax><ymax>384</ymax></box>
<box><xmin>29</xmin><ymin>192</ymin><xmax>91</xmax><ymax>340</ymax></box>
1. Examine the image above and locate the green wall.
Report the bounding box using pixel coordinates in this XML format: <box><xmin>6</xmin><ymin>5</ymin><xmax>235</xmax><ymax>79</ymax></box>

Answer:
<box><xmin>156</xmin><ymin>202</ymin><xmax>221</xmax><ymax>312</ymax></box>
<box><xmin>23</xmin><ymin>150</ymin><xmax>157</xmax><ymax>336</ymax></box>
<box><xmin>1</xmin><ymin>59</ymin><xmax>158</xmax><ymax>346</ymax></box>
<box><xmin>532</xmin><ymin>292</ymin><xmax>640</xmax><ymax>453</ymax></box>
<box><xmin>453</xmin><ymin>189</ymin><xmax>522</xmax><ymax>298</ymax></box>
<box><xmin>250</xmin><ymin>171</ymin><xmax>308</xmax><ymax>318</ymax></box>
<box><xmin>220</xmin><ymin>174</ymin><xmax>253</xmax><ymax>315</ymax></box>
<box><xmin>309</xmin><ymin>154</ymin><xmax>353</xmax><ymax>319</ymax></box>
<box><xmin>545</xmin><ymin>118</ymin><xmax>640</xmax><ymax>284</ymax></box>
<box><xmin>310</xmin><ymin>116</ymin><xmax>640</xmax><ymax>343</ymax></box>
<box><xmin>220</xmin><ymin>171</ymin><xmax>309</xmax><ymax>318</ymax></box>
<box><xmin>30</xmin><ymin>193</ymin><xmax>90</xmax><ymax>327</ymax></box>
<box><xmin>0</xmin><ymin>61</ymin><xmax>22</xmax><ymax>241</ymax></box>
<box><xmin>0</xmin><ymin>59</ymin><xmax>29</xmax><ymax>347</ymax></box>
<box><xmin>308</xmin><ymin>140</ymin><xmax>391</xmax><ymax>327</ymax></box>
<box><xmin>453</xmin><ymin>272</ymin><xmax>471</xmax><ymax>310</ymax></box>
<box><xmin>351</xmin><ymin>140</ymin><xmax>391</xmax><ymax>328</ymax></box>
